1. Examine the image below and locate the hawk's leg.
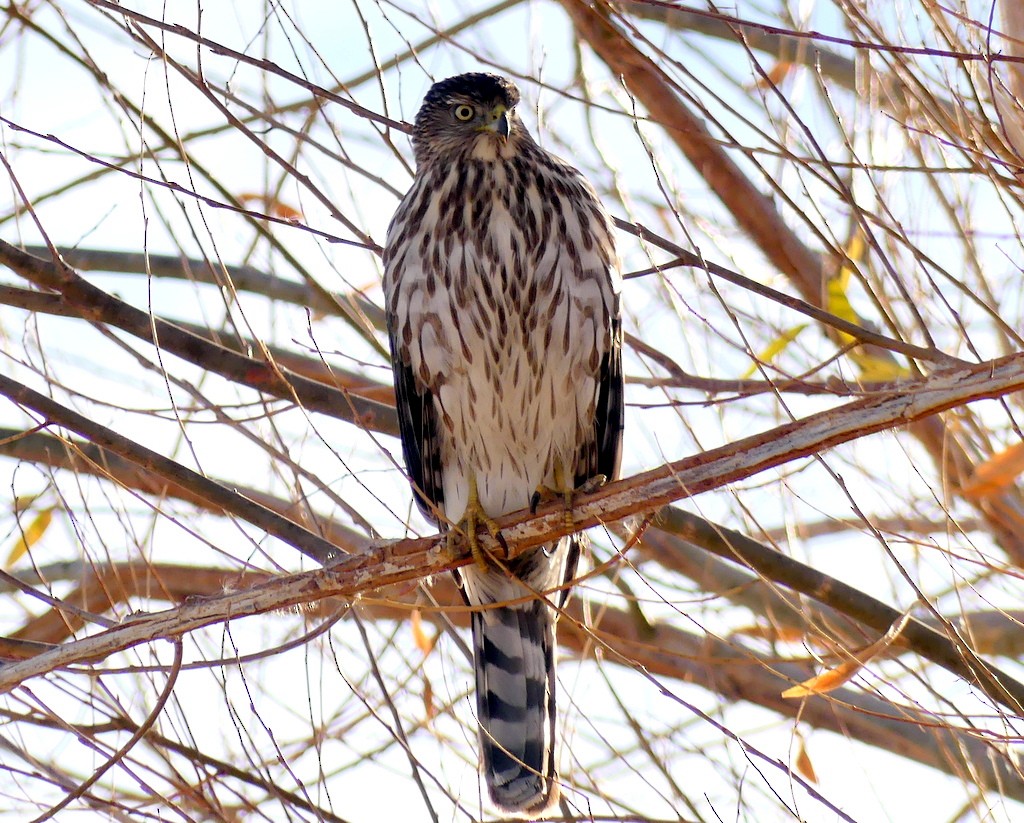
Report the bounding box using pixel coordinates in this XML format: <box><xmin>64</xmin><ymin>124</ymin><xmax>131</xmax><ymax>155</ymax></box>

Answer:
<box><xmin>448</xmin><ymin>473</ymin><xmax>504</xmax><ymax>571</ymax></box>
<box><xmin>530</xmin><ymin>460</ymin><xmax>607</xmax><ymax>533</ymax></box>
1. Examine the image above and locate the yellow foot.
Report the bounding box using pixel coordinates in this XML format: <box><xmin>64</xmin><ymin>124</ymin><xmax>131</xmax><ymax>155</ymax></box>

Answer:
<box><xmin>529</xmin><ymin>463</ymin><xmax>609</xmax><ymax>532</ymax></box>
<box><xmin>447</xmin><ymin>475</ymin><xmax>505</xmax><ymax>571</ymax></box>
<box><xmin>576</xmin><ymin>473</ymin><xmax>608</xmax><ymax>496</ymax></box>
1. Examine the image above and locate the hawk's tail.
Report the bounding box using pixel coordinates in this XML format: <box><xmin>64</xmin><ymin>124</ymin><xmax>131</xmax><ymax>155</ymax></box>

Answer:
<box><xmin>472</xmin><ymin>591</ymin><xmax>558</xmax><ymax>813</ymax></box>
<box><xmin>462</xmin><ymin>537</ymin><xmax>579</xmax><ymax>814</ymax></box>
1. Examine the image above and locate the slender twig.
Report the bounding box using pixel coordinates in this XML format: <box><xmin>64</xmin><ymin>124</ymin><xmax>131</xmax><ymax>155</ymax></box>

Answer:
<box><xmin>655</xmin><ymin>508</ymin><xmax>1024</xmax><ymax>714</ymax></box>
<box><xmin>562</xmin><ymin>0</ymin><xmax>1024</xmax><ymax>563</ymax></box>
<box><xmin>4</xmin><ymin>562</ymin><xmax>1023</xmax><ymax>803</ymax></box>
<box><xmin>0</xmin><ymin>427</ymin><xmax>370</xmax><ymax>554</ymax></box>
<box><xmin>352</xmin><ymin>613</ymin><xmax>441</xmax><ymax>823</ymax></box>
<box><xmin>616</xmin><ymin>229</ymin><xmax>954</xmax><ymax>365</ymax></box>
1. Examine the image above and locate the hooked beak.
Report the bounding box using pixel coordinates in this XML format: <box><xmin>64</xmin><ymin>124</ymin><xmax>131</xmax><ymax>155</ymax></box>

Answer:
<box><xmin>480</xmin><ymin>104</ymin><xmax>510</xmax><ymax>140</ymax></box>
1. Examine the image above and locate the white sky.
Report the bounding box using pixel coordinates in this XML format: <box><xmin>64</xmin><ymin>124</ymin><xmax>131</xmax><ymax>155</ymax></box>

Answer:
<box><xmin>0</xmin><ymin>1</ymin><xmax>1022</xmax><ymax>821</ymax></box>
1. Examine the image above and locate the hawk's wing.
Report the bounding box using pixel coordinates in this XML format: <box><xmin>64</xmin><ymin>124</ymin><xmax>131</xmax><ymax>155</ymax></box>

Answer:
<box><xmin>595</xmin><ymin>309</ymin><xmax>625</xmax><ymax>484</ymax></box>
<box><xmin>575</xmin><ymin>292</ymin><xmax>624</xmax><ymax>490</ymax></box>
<box><xmin>386</xmin><ymin>322</ymin><xmax>445</xmax><ymax>524</ymax></box>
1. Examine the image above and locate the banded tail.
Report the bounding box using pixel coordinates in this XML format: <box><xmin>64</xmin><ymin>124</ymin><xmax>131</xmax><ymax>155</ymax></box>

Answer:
<box><xmin>460</xmin><ymin>536</ymin><xmax>580</xmax><ymax>814</ymax></box>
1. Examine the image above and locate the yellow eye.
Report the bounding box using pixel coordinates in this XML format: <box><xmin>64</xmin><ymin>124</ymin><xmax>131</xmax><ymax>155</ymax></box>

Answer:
<box><xmin>453</xmin><ymin>104</ymin><xmax>474</xmax><ymax>121</ymax></box>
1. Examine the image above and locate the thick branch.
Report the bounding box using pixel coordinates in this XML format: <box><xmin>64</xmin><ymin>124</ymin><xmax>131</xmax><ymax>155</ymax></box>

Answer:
<box><xmin>654</xmin><ymin>508</ymin><xmax>1024</xmax><ymax>714</ymax></box>
<box><xmin>10</xmin><ymin>560</ymin><xmax>1018</xmax><ymax>802</ymax></box>
<box><xmin>0</xmin><ymin>241</ymin><xmax>399</xmax><ymax>436</ymax></box>
<box><xmin>4</xmin><ymin>353</ymin><xmax>1024</xmax><ymax>706</ymax></box>
<box><xmin>0</xmin><ymin>283</ymin><xmax>395</xmax><ymax>403</ymax></box>
<box><xmin>4</xmin><ymin>560</ymin><xmax>1021</xmax><ymax>802</ymax></box>
<box><xmin>0</xmin><ymin>427</ymin><xmax>370</xmax><ymax>554</ymax></box>
<box><xmin>0</xmin><ymin>376</ymin><xmax>343</xmax><ymax>565</ymax></box>
<box><xmin>15</xmin><ymin>245</ymin><xmax>348</xmax><ymax>317</ymax></box>
<box><xmin>559</xmin><ymin>602</ymin><xmax>1024</xmax><ymax>802</ymax></box>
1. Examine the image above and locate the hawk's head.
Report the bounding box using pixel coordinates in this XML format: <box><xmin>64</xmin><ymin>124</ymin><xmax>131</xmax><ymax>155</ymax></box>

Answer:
<box><xmin>411</xmin><ymin>73</ymin><xmax>524</xmax><ymax>165</ymax></box>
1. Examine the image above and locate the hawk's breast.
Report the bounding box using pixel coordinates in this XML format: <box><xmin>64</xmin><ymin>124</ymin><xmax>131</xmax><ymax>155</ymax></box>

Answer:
<box><xmin>386</xmin><ymin>152</ymin><xmax>617</xmax><ymax>521</ymax></box>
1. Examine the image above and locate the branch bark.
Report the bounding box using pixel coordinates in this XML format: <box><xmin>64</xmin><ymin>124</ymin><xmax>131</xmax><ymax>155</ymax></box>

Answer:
<box><xmin>4</xmin><ymin>351</ymin><xmax>1024</xmax><ymax>709</ymax></box>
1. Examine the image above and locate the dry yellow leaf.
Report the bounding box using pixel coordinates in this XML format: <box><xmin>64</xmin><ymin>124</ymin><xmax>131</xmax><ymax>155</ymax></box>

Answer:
<box><xmin>782</xmin><ymin>659</ymin><xmax>862</xmax><ymax>698</ymax></box>
<box><xmin>5</xmin><ymin>506</ymin><xmax>55</xmax><ymax>567</ymax></box>
<box><xmin>237</xmin><ymin>192</ymin><xmax>304</xmax><ymax>221</ymax></box>
<box><xmin>826</xmin><ymin>236</ymin><xmax>912</xmax><ymax>381</ymax></box>
<box><xmin>732</xmin><ymin>623</ymin><xmax>808</xmax><ymax>643</ymax></box>
<box><xmin>783</xmin><ymin>610</ymin><xmax>913</xmax><ymax>698</ymax></box>
<box><xmin>962</xmin><ymin>442</ymin><xmax>1024</xmax><ymax>500</ymax></box>
<box><xmin>848</xmin><ymin>351</ymin><xmax>912</xmax><ymax>382</ymax></box>
<box><xmin>795</xmin><ymin>736</ymin><xmax>818</xmax><ymax>784</ymax></box>
<box><xmin>410</xmin><ymin>609</ymin><xmax>437</xmax><ymax>656</ymax></box>
<box><xmin>754</xmin><ymin>60</ymin><xmax>796</xmax><ymax>89</ymax></box>
<box><xmin>741</xmin><ymin>324</ymin><xmax>807</xmax><ymax>378</ymax></box>
<box><xmin>422</xmin><ymin>674</ymin><xmax>437</xmax><ymax>722</ymax></box>
<box><xmin>827</xmin><ymin>231</ymin><xmax>870</xmax><ymax>342</ymax></box>
<box><xmin>13</xmin><ymin>494</ymin><xmax>40</xmax><ymax>510</ymax></box>
<box><xmin>843</xmin><ymin>229</ymin><xmax>866</xmax><ymax>266</ymax></box>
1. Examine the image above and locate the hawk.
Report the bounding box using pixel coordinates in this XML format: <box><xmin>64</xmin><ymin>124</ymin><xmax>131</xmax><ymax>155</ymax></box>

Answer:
<box><xmin>383</xmin><ymin>72</ymin><xmax>623</xmax><ymax>814</ymax></box>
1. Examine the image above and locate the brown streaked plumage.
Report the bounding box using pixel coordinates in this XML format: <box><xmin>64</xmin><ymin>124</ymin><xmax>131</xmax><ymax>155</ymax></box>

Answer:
<box><xmin>384</xmin><ymin>72</ymin><xmax>623</xmax><ymax>814</ymax></box>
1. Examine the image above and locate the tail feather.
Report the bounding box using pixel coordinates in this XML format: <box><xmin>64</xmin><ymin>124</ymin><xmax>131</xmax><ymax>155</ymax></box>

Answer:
<box><xmin>473</xmin><ymin>597</ymin><xmax>557</xmax><ymax>812</ymax></box>
<box><xmin>459</xmin><ymin>537</ymin><xmax>579</xmax><ymax>814</ymax></box>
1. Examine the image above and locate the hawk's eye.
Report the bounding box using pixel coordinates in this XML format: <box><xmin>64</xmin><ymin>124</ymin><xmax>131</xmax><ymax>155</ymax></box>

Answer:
<box><xmin>453</xmin><ymin>104</ymin><xmax>475</xmax><ymax>121</ymax></box>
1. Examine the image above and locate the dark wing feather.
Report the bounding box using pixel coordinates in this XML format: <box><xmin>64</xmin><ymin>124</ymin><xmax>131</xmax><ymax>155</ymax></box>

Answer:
<box><xmin>562</xmin><ymin>307</ymin><xmax>621</xmax><ymax>611</ymax></box>
<box><xmin>576</xmin><ymin>304</ymin><xmax>624</xmax><ymax>488</ymax></box>
<box><xmin>387</xmin><ymin>325</ymin><xmax>445</xmax><ymax>524</ymax></box>
<box><xmin>596</xmin><ymin>311</ymin><xmax>625</xmax><ymax>483</ymax></box>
